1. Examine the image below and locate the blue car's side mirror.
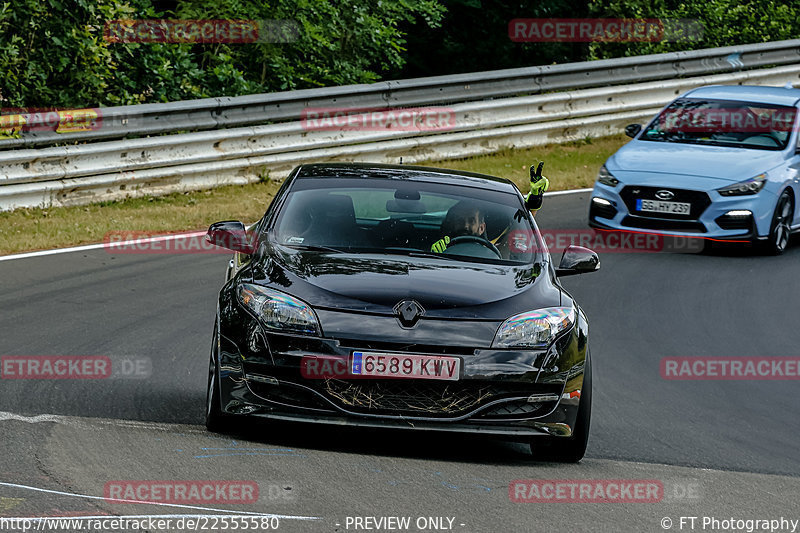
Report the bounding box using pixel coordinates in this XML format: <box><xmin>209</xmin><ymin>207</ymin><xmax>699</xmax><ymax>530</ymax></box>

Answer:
<box><xmin>625</xmin><ymin>124</ymin><xmax>642</xmax><ymax>138</ymax></box>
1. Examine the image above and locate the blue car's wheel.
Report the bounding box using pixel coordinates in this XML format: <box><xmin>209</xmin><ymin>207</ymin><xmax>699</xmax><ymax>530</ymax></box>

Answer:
<box><xmin>762</xmin><ymin>190</ymin><xmax>793</xmax><ymax>255</ymax></box>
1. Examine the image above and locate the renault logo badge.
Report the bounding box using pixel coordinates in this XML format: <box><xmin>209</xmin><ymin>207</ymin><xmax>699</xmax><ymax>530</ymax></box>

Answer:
<box><xmin>394</xmin><ymin>300</ymin><xmax>425</xmax><ymax>328</ymax></box>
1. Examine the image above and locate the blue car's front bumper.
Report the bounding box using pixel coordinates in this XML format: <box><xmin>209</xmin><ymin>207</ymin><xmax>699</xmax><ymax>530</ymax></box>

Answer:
<box><xmin>589</xmin><ymin>181</ymin><xmax>778</xmax><ymax>241</ymax></box>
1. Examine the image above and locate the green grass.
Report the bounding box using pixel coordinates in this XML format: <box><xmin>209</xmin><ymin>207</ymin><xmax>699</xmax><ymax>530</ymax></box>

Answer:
<box><xmin>0</xmin><ymin>134</ymin><xmax>628</xmax><ymax>255</ymax></box>
<box><xmin>419</xmin><ymin>134</ymin><xmax>627</xmax><ymax>194</ymax></box>
<box><xmin>0</xmin><ymin>181</ymin><xmax>283</xmax><ymax>255</ymax></box>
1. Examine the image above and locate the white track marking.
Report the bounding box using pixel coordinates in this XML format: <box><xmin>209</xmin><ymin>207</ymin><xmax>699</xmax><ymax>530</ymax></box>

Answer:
<box><xmin>0</xmin><ymin>412</ymin><xmax>73</xmax><ymax>424</ymax></box>
<box><xmin>545</xmin><ymin>187</ymin><xmax>593</xmax><ymax>196</ymax></box>
<box><xmin>0</xmin><ymin>231</ymin><xmax>205</xmax><ymax>263</ymax></box>
<box><xmin>0</xmin><ymin>482</ymin><xmax>319</xmax><ymax>520</ymax></box>
<box><xmin>0</xmin><ymin>188</ymin><xmax>593</xmax><ymax>262</ymax></box>
<box><xmin>0</xmin><ymin>411</ymin><xmax>210</xmax><ymax>433</ymax></box>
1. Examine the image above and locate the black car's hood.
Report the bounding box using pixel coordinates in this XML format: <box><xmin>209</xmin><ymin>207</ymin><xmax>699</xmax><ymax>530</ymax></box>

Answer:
<box><xmin>251</xmin><ymin>247</ymin><xmax>560</xmax><ymax>320</ymax></box>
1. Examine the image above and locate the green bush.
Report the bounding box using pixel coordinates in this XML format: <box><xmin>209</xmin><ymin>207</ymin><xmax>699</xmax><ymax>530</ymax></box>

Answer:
<box><xmin>587</xmin><ymin>0</ymin><xmax>800</xmax><ymax>59</ymax></box>
<box><xmin>0</xmin><ymin>0</ymin><xmax>445</xmax><ymax>108</ymax></box>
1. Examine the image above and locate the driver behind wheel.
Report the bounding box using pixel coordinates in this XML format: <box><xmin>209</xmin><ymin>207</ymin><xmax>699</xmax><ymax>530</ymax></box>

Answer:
<box><xmin>431</xmin><ymin>201</ymin><xmax>486</xmax><ymax>253</ymax></box>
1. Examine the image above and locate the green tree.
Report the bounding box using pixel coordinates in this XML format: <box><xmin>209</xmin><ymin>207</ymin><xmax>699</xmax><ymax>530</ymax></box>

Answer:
<box><xmin>587</xmin><ymin>0</ymin><xmax>800</xmax><ymax>59</ymax></box>
<box><xmin>398</xmin><ymin>0</ymin><xmax>591</xmax><ymax>79</ymax></box>
<box><xmin>0</xmin><ymin>0</ymin><xmax>446</xmax><ymax>108</ymax></box>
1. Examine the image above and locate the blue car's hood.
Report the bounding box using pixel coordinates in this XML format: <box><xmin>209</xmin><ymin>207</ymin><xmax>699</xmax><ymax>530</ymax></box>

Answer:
<box><xmin>609</xmin><ymin>141</ymin><xmax>784</xmax><ymax>181</ymax></box>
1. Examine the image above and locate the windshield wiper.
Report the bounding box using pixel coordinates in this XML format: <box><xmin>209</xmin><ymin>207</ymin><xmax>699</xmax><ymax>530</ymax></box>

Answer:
<box><xmin>278</xmin><ymin>243</ymin><xmax>345</xmax><ymax>253</ymax></box>
<box><xmin>403</xmin><ymin>251</ymin><xmax>462</xmax><ymax>261</ymax></box>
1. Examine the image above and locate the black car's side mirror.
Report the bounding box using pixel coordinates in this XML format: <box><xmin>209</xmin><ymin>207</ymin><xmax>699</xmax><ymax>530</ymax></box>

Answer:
<box><xmin>556</xmin><ymin>245</ymin><xmax>600</xmax><ymax>277</ymax></box>
<box><xmin>625</xmin><ymin>123</ymin><xmax>642</xmax><ymax>138</ymax></box>
<box><xmin>206</xmin><ymin>221</ymin><xmax>256</xmax><ymax>254</ymax></box>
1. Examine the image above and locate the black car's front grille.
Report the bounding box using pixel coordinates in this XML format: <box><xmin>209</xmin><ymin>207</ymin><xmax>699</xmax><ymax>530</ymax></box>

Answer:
<box><xmin>476</xmin><ymin>399</ymin><xmax>552</xmax><ymax>419</ymax></box>
<box><xmin>619</xmin><ymin>186</ymin><xmax>711</xmax><ymax>220</ymax></box>
<box><xmin>248</xmin><ymin>380</ymin><xmax>334</xmax><ymax>411</ymax></box>
<box><xmin>319</xmin><ymin>379</ymin><xmax>536</xmax><ymax>418</ymax></box>
<box><xmin>621</xmin><ymin>215</ymin><xmax>707</xmax><ymax>233</ymax></box>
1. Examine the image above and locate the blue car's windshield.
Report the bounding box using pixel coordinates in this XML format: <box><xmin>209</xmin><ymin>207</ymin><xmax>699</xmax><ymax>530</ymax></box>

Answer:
<box><xmin>268</xmin><ymin>177</ymin><xmax>544</xmax><ymax>266</ymax></box>
<box><xmin>640</xmin><ymin>98</ymin><xmax>797</xmax><ymax>151</ymax></box>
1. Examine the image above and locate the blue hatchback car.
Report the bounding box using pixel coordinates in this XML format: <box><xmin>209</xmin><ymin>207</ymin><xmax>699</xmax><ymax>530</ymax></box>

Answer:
<box><xmin>589</xmin><ymin>85</ymin><xmax>800</xmax><ymax>254</ymax></box>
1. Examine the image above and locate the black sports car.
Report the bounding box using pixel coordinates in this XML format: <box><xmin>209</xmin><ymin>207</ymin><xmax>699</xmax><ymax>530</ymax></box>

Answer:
<box><xmin>205</xmin><ymin>163</ymin><xmax>599</xmax><ymax>462</ymax></box>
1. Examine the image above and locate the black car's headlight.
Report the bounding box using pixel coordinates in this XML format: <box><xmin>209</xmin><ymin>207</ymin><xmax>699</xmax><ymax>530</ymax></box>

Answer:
<box><xmin>237</xmin><ymin>283</ymin><xmax>320</xmax><ymax>336</ymax></box>
<box><xmin>717</xmin><ymin>173</ymin><xmax>766</xmax><ymax>196</ymax></box>
<box><xmin>596</xmin><ymin>165</ymin><xmax>619</xmax><ymax>187</ymax></box>
<box><xmin>492</xmin><ymin>307</ymin><xmax>575</xmax><ymax>349</ymax></box>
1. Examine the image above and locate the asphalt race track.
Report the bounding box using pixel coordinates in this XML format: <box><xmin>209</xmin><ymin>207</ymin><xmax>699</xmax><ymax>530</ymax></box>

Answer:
<box><xmin>1</xmin><ymin>191</ymin><xmax>799</xmax><ymax>532</ymax></box>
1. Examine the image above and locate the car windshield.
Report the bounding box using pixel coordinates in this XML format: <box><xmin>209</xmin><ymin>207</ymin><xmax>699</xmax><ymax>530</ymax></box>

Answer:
<box><xmin>268</xmin><ymin>176</ymin><xmax>544</xmax><ymax>265</ymax></box>
<box><xmin>640</xmin><ymin>98</ymin><xmax>797</xmax><ymax>151</ymax></box>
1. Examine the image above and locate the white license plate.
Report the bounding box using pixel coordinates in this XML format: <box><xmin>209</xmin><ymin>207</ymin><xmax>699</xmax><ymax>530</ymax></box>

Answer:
<box><xmin>636</xmin><ymin>199</ymin><xmax>691</xmax><ymax>214</ymax></box>
<box><xmin>350</xmin><ymin>351</ymin><xmax>460</xmax><ymax>381</ymax></box>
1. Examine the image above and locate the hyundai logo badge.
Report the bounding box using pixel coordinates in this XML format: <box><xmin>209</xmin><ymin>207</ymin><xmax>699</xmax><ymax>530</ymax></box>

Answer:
<box><xmin>655</xmin><ymin>190</ymin><xmax>675</xmax><ymax>200</ymax></box>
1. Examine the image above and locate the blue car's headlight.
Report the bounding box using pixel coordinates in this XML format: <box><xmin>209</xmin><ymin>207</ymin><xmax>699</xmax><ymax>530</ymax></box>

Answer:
<box><xmin>237</xmin><ymin>283</ymin><xmax>320</xmax><ymax>336</ymax></box>
<box><xmin>492</xmin><ymin>307</ymin><xmax>575</xmax><ymax>349</ymax></box>
<box><xmin>717</xmin><ymin>173</ymin><xmax>766</xmax><ymax>196</ymax></box>
<box><xmin>596</xmin><ymin>165</ymin><xmax>619</xmax><ymax>187</ymax></box>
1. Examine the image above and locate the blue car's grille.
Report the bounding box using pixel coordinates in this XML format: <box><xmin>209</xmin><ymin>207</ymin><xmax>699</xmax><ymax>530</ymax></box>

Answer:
<box><xmin>619</xmin><ymin>186</ymin><xmax>711</xmax><ymax>220</ymax></box>
<box><xmin>621</xmin><ymin>216</ymin><xmax>707</xmax><ymax>233</ymax></box>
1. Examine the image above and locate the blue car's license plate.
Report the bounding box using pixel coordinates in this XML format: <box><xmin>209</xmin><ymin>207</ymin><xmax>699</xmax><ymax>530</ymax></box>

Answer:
<box><xmin>636</xmin><ymin>198</ymin><xmax>691</xmax><ymax>214</ymax></box>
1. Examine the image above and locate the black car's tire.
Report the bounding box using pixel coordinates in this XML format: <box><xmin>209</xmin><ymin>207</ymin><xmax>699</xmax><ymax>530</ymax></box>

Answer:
<box><xmin>205</xmin><ymin>320</ymin><xmax>231</xmax><ymax>433</ymax></box>
<box><xmin>530</xmin><ymin>351</ymin><xmax>592</xmax><ymax>463</ymax></box>
<box><xmin>760</xmin><ymin>190</ymin><xmax>793</xmax><ymax>255</ymax></box>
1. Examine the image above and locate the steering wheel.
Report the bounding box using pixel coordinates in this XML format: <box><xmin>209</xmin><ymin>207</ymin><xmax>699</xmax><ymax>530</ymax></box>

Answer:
<box><xmin>444</xmin><ymin>235</ymin><xmax>502</xmax><ymax>258</ymax></box>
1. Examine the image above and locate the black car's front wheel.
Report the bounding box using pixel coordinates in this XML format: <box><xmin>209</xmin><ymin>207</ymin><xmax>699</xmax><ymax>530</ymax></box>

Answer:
<box><xmin>205</xmin><ymin>320</ymin><xmax>231</xmax><ymax>433</ymax></box>
<box><xmin>761</xmin><ymin>189</ymin><xmax>794</xmax><ymax>255</ymax></box>
<box><xmin>530</xmin><ymin>351</ymin><xmax>592</xmax><ymax>463</ymax></box>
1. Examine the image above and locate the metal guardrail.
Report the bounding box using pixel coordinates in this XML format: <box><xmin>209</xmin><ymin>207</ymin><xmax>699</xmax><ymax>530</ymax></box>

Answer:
<box><xmin>3</xmin><ymin>39</ymin><xmax>800</xmax><ymax>150</ymax></box>
<box><xmin>1</xmin><ymin>40</ymin><xmax>800</xmax><ymax>210</ymax></box>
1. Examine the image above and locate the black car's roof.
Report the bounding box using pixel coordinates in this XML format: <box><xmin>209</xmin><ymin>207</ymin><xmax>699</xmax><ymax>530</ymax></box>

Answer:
<box><xmin>294</xmin><ymin>162</ymin><xmax>519</xmax><ymax>193</ymax></box>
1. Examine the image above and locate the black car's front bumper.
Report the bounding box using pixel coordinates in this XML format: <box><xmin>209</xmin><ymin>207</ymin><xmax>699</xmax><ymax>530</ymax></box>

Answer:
<box><xmin>216</xmin><ymin>310</ymin><xmax>589</xmax><ymax>438</ymax></box>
